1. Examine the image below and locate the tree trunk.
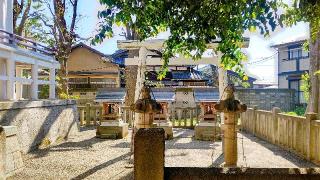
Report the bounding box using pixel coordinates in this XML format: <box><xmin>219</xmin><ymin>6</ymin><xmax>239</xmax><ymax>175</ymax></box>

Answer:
<box><xmin>306</xmin><ymin>23</ymin><xmax>320</xmax><ymax>116</ymax></box>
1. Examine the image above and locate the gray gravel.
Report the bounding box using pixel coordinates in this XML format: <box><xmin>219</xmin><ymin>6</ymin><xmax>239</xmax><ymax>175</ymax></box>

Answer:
<box><xmin>9</xmin><ymin>128</ymin><xmax>317</xmax><ymax>180</ymax></box>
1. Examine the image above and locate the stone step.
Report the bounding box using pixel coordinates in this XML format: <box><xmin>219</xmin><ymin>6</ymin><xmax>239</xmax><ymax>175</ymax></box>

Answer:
<box><xmin>99</xmin><ymin>133</ymin><xmax>117</xmax><ymax>139</ymax></box>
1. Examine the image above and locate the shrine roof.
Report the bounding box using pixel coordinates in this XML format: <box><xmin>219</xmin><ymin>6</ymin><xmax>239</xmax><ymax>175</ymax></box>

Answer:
<box><xmin>95</xmin><ymin>88</ymin><xmax>126</xmax><ymax>103</ymax></box>
<box><xmin>151</xmin><ymin>88</ymin><xmax>175</xmax><ymax>102</ymax></box>
<box><xmin>194</xmin><ymin>88</ymin><xmax>220</xmax><ymax>102</ymax></box>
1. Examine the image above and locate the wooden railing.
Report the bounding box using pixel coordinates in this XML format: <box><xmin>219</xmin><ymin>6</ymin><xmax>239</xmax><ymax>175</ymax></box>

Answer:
<box><xmin>77</xmin><ymin>103</ymin><xmax>134</xmax><ymax>126</ymax></box>
<box><xmin>240</xmin><ymin>107</ymin><xmax>320</xmax><ymax>165</ymax></box>
<box><xmin>171</xmin><ymin>108</ymin><xmax>200</xmax><ymax>128</ymax></box>
<box><xmin>0</xmin><ymin>29</ymin><xmax>54</xmax><ymax>56</ymax></box>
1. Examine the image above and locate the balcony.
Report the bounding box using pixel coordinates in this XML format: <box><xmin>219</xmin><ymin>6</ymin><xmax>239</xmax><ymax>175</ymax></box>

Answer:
<box><xmin>0</xmin><ymin>29</ymin><xmax>59</xmax><ymax>100</ymax></box>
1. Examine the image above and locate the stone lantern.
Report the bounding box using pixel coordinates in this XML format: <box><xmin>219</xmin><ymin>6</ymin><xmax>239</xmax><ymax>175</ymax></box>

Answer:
<box><xmin>131</xmin><ymin>85</ymin><xmax>162</xmax><ymax>128</ymax></box>
<box><xmin>214</xmin><ymin>84</ymin><xmax>247</xmax><ymax>167</ymax></box>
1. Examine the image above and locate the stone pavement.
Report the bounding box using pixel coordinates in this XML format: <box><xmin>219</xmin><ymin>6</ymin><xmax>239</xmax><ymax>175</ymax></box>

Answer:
<box><xmin>9</xmin><ymin>128</ymin><xmax>318</xmax><ymax>180</ymax></box>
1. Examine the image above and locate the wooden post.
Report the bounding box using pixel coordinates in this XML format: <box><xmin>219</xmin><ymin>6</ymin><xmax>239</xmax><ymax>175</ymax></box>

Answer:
<box><xmin>85</xmin><ymin>103</ymin><xmax>91</xmax><ymax>126</ymax></box>
<box><xmin>272</xmin><ymin>107</ymin><xmax>281</xmax><ymax>144</ymax></box>
<box><xmin>80</xmin><ymin>108</ymin><xmax>85</xmax><ymax>126</ymax></box>
<box><xmin>306</xmin><ymin>112</ymin><xmax>317</xmax><ymax>160</ymax></box>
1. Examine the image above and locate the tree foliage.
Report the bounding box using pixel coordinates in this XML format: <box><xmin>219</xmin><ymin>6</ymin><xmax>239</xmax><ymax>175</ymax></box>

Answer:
<box><xmin>94</xmin><ymin>0</ymin><xmax>281</xmax><ymax>79</ymax></box>
<box><xmin>280</xmin><ymin>0</ymin><xmax>320</xmax><ymax>114</ymax></box>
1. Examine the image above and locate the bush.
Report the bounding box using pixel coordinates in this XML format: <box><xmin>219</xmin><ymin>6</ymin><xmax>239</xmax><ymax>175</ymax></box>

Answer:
<box><xmin>286</xmin><ymin>106</ymin><xmax>306</xmax><ymax>117</ymax></box>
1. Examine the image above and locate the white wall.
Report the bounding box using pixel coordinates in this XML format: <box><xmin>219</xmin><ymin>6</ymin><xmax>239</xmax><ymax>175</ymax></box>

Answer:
<box><xmin>0</xmin><ymin>58</ymin><xmax>7</xmax><ymax>100</ymax></box>
<box><xmin>0</xmin><ymin>0</ymin><xmax>13</xmax><ymax>32</ymax></box>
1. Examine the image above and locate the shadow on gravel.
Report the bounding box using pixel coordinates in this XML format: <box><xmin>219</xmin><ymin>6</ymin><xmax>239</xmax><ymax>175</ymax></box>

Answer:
<box><xmin>71</xmin><ymin>152</ymin><xmax>131</xmax><ymax>180</ymax></box>
<box><xmin>240</xmin><ymin>132</ymin><xmax>318</xmax><ymax>168</ymax></box>
<box><xmin>31</xmin><ymin>136</ymin><xmax>110</xmax><ymax>158</ymax></box>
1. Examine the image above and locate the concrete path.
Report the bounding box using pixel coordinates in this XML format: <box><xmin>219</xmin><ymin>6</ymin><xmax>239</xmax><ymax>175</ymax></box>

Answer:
<box><xmin>9</xmin><ymin>128</ymin><xmax>317</xmax><ymax>180</ymax></box>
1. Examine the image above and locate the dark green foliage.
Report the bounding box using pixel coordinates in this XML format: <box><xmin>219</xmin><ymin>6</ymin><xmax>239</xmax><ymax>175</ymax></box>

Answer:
<box><xmin>94</xmin><ymin>0</ymin><xmax>281</xmax><ymax>79</ymax></box>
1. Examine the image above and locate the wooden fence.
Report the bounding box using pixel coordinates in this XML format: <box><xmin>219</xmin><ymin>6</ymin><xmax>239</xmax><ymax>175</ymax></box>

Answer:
<box><xmin>78</xmin><ymin>104</ymin><xmax>134</xmax><ymax>126</ymax></box>
<box><xmin>171</xmin><ymin>108</ymin><xmax>200</xmax><ymax>128</ymax></box>
<box><xmin>240</xmin><ymin>107</ymin><xmax>320</xmax><ymax>166</ymax></box>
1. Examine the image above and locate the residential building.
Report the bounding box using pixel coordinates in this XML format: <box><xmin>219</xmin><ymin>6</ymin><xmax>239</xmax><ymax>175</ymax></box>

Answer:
<box><xmin>271</xmin><ymin>39</ymin><xmax>309</xmax><ymax>104</ymax></box>
<box><xmin>67</xmin><ymin>43</ymin><xmax>120</xmax><ymax>100</ymax></box>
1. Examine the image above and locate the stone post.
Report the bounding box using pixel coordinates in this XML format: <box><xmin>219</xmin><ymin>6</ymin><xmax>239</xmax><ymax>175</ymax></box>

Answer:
<box><xmin>272</xmin><ymin>107</ymin><xmax>281</xmax><ymax>144</ymax></box>
<box><xmin>134</xmin><ymin>128</ymin><xmax>164</xmax><ymax>180</ymax></box>
<box><xmin>0</xmin><ymin>126</ymin><xmax>5</xmax><ymax>180</ymax></box>
<box><xmin>223</xmin><ymin>113</ymin><xmax>238</xmax><ymax>166</ymax></box>
<box><xmin>305</xmin><ymin>112</ymin><xmax>317</xmax><ymax>160</ymax></box>
<box><xmin>252</xmin><ymin>106</ymin><xmax>258</xmax><ymax>136</ymax></box>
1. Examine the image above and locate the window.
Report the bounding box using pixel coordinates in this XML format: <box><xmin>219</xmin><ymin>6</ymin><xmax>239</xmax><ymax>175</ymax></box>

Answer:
<box><xmin>289</xmin><ymin>48</ymin><xmax>300</xmax><ymax>60</ymax></box>
<box><xmin>287</xmin><ymin>46</ymin><xmax>309</xmax><ymax>60</ymax></box>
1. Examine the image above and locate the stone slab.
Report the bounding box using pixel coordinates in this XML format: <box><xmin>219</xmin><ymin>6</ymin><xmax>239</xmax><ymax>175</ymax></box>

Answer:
<box><xmin>134</xmin><ymin>128</ymin><xmax>165</xmax><ymax>180</ymax></box>
<box><xmin>154</xmin><ymin>123</ymin><xmax>173</xmax><ymax>140</ymax></box>
<box><xmin>194</xmin><ymin>124</ymin><xmax>221</xmax><ymax>141</ymax></box>
<box><xmin>3</xmin><ymin>126</ymin><xmax>17</xmax><ymax>137</ymax></box>
<box><xmin>96</xmin><ymin>123</ymin><xmax>128</xmax><ymax>139</ymax></box>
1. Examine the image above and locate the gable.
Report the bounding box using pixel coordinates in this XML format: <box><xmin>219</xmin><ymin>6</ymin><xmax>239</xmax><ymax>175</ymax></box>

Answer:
<box><xmin>67</xmin><ymin>47</ymin><xmax>118</xmax><ymax>73</ymax></box>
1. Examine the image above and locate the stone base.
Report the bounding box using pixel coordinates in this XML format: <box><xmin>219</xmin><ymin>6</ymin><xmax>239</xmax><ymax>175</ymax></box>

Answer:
<box><xmin>96</xmin><ymin>123</ymin><xmax>128</xmax><ymax>139</ymax></box>
<box><xmin>154</xmin><ymin>121</ymin><xmax>173</xmax><ymax>140</ymax></box>
<box><xmin>194</xmin><ymin>122</ymin><xmax>221</xmax><ymax>141</ymax></box>
<box><xmin>1</xmin><ymin>126</ymin><xmax>24</xmax><ymax>178</ymax></box>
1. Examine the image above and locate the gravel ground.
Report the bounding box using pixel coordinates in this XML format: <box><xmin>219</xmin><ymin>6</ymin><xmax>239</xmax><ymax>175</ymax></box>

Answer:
<box><xmin>9</xmin><ymin>128</ymin><xmax>317</xmax><ymax>180</ymax></box>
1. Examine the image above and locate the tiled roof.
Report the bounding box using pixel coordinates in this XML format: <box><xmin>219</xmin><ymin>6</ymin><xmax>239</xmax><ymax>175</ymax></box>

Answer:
<box><xmin>171</xmin><ymin>70</ymin><xmax>204</xmax><ymax>80</ymax></box>
<box><xmin>151</xmin><ymin>88</ymin><xmax>175</xmax><ymax>102</ymax></box>
<box><xmin>95</xmin><ymin>88</ymin><xmax>126</xmax><ymax>103</ymax></box>
<box><xmin>194</xmin><ymin>88</ymin><xmax>220</xmax><ymax>102</ymax></box>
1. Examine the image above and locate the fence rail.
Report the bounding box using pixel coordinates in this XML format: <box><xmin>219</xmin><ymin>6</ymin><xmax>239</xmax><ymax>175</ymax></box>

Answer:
<box><xmin>240</xmin><ymin>107</ymin><xmax>320</xmax><ymax>166</ymax></box>
<box><xmin>0</xmin><ymin>29</ymin><xmax>54</xmax><ymax>56</ymax></box>
<box><xmin>170</xmin><ymin>108</ymin><xmax>200</xmax><ymax>128</ymax></box>
<box><xmin>78</xmin><ymin>103</ymin><xmax>134</xmax><ymax>126</ymax></box>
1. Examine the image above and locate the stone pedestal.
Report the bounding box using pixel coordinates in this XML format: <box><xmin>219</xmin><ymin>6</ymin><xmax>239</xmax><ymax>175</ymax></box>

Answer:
<box><xmin>154</xmin><ymin>120</ymin><xmax>173</xmax><ymax>139</ymax></box>
<box><xmin>1</xmin><ymin>126</ymin><xmax>24</xmax><ymax>178</ymax></box>
<box><xmin>96</xmin><ymin>121</ymin><xmax>128</xmax><ymax>139</ymax></box>
<box><xmin>0</xmin><ymin>126</ymin><xmax>5</xmax><ymax>180</ymax></box>
<box><xmin>134</xmin><ymin>128</ymin><xmax>165</xmax><ymax>180</ymax></box>
<box><xmin>194</xmin><ymin>121</ymin><xmax>220</xmax><ymax>141</ymax></box>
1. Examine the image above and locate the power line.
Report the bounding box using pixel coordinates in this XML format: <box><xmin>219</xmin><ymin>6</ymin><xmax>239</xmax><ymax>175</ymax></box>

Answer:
<box><xmin>246</xmin><ymin>52</ymin><xmax>278</xmax><ymax>65</ymax></box>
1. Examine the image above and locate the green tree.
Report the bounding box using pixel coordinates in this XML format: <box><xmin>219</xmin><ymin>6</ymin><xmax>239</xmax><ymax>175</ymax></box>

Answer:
<box><xmin>281</xmin><ymin>1</ymin><xmax>320</xmax><ymax>115</ymax></box>
<box><xmin>94</xmin><ymin>0</ymin><xmax>281</xmax><ymax>80</ymax></box>
<box><xmin>13</xmin><ymin>0</ymin><xmax>81</xmax><ymax>97</ymax></box>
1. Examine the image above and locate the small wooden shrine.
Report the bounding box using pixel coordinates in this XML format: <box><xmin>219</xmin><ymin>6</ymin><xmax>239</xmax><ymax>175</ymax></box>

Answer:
<box><xmin>194</xmin><ymin>88</ymin><xmax>220</xmax><ymax>141</ymax></box>
<box><xmin>152</xmin><ymin>88</ymin><xmax>175</xmax><ymax>139</ymax></box>
<box><xmin>95</xmin><ymin>88</ymin><xmax>128</xmax><ymax>139</ymax></box>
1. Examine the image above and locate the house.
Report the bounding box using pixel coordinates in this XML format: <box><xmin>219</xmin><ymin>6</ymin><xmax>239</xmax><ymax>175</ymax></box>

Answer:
<box><xmin>271</xmin><ymin>39</ymin><xmax>309</xmax><ymax>104</ymax></box>
<box><xmin>0</xmin><ymin>1</ymin><xmax>59</xmax><ymax>101</ymax></box>
<box><xmin>67</xmin><ymin>43</ymin><xmax>120</xmax><ymax>100</ymax></box>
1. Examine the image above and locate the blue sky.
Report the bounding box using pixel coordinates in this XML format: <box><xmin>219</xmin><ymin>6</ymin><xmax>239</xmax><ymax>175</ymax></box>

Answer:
<box><xmin>76</xmin><ymin>1</ymin><xmax>309</xmax><ymax>84</ymax></box>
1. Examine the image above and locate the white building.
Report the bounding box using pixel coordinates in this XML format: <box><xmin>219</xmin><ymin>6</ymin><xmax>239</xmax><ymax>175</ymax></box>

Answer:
<box><xmin>0</xmin><ymin>0</ymin><xmax>60</xmax><ymax>101</ymax></box>
<box><xmin>271</xmin><ymin>39</ymin><xmax>309</xmax><ymax>104</ymax></box>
